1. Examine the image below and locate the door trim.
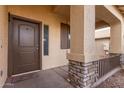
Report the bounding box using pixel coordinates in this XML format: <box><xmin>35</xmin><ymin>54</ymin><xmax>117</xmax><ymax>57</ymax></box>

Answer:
<box><xmin>8</xmin><ymin>14</ymin><xmax>42</xmax><ymax>77</ymax></box>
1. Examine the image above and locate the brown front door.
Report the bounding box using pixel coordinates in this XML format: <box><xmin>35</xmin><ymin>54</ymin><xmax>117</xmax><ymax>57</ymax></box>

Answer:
<box><xmin>12</xmin><ymin>18</ymin><xmax>40</xmax><ymax>75</ymax></box>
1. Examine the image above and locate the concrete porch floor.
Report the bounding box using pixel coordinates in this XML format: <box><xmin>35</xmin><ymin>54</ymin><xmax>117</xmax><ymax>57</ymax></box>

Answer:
<box><xmin>3</xmin><ymin>65</ymin><xmax>73</xmax><ymax>88</ymax></box>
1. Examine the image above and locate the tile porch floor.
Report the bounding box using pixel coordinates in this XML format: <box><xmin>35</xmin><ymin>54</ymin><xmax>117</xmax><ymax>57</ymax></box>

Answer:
<box><xmin>3</xmin><ymin>65</ymin><xmax>73</xmax><ymax>88</ymax></box>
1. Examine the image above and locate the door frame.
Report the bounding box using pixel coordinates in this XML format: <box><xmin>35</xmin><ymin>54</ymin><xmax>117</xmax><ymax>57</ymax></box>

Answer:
<box><xmin>8</xmin><ymin>13</ymin><xmax>42</xmax><ymax>77</ymax></box>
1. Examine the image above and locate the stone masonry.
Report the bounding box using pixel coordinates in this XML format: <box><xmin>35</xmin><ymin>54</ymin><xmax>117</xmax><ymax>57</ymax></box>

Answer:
<box><xmin>120</xmin><ymin>54</ymin><xmax>124</xmax><ymax>64</ymax></box>
<box><xmin>68</xmin><ymin>60</ymin><xmax>98</xmax><ymax>88</ymax></box>
<box><xmin>120</xmin><ymin>54</ymin><xmax>124</xmax><ymax>68</ymax></box>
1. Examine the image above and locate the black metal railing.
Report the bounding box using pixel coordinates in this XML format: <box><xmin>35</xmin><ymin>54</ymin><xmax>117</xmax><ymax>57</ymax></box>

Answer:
<box><xmin>97</xmin><ymin>54</ymin><xmax>120</xmax><ymax>79</ymax></box>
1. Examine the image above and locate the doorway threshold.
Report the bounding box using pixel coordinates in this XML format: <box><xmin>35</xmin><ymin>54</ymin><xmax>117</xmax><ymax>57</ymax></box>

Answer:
<box><xmin>12</xmin><ymin>70</ymin><xmax>41</xmax><ymax>77</ymax></box>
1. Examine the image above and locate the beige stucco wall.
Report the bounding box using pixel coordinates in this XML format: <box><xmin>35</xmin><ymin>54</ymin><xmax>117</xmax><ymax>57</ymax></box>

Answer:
<box><xmin>95</xmin><ymin>27</ymin><xmax>110</xmax><ymax>39</ymax></box>
<box><xmin>95</xmin><ymin>38</ymin><xmax>110</xmax><ymax>56</ymax></box>
<box><xmin>95</xmin><ymin>27</ymin><xmax>110</xmax><ymax>56</ymax></box>
<box><xmin>0</xmin><ymin>6</ymin><xmax>8</xmax><ymax>87</ymax></box>
<box><xmin>8</xmin><ymin>5</ymin><xmax>69</xmax><ymax>70</ymax></box>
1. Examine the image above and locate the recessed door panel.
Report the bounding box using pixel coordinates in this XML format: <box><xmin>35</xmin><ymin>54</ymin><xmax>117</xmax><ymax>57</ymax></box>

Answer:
<box><xmin>19</xmin><ymin>24</ymin><xmax>35</xmax><ymax>47</ymax></box>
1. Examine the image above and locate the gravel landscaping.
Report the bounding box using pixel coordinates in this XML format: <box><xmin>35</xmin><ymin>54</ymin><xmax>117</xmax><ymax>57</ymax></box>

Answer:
<box><xmin>97</xmin><ymin>69</ymin><xmax>124</xmax><ymax>88</ymax></box>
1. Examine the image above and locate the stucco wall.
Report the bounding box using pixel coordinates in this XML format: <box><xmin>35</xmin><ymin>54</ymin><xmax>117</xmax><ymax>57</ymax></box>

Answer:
<box><xmin>95</xmin><ymin>27</ymin><xmax>110</xmax><ymax>39</ymax></box>
<box><xmin>95</xmin><ymin>27</ymin><xmax>110</xmax><ymax>56</ymax></box>
<box><xmin>95</xmin><ymin>38</ymin><xmax>110</xmax><ymax>56</ymax></box>
<box><xmin>0</xmin><ymin>6</ymin><xmax>8</xmax><ymax>87</ymax></box>
<box><xmin>8</xmin><ymin>5</ymin><xmax>69</xmax><ymax>70</ymax></box>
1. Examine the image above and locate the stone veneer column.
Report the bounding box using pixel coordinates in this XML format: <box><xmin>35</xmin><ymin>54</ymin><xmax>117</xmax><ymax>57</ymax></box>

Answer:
<box><xmin>67</xmin><ymin>5</ymin><xmax>97</xmax><ymax>87</ymax></box>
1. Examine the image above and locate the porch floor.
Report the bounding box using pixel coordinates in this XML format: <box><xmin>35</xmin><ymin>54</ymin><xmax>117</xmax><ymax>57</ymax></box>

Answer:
<box><xmin>3</xmin><ymin>65</ymin><xmax>73</xmax><ymax>88</ymax></box>
<box><xmin>97</xmin><ymin>69</ymin><xmax>124</xmax><ymax>88</ymax></box>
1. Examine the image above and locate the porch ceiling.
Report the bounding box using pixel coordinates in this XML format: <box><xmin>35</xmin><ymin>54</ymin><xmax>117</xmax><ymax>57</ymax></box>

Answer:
<box><xmin>116</xmin><ymin>5</ymin><xmax>124</xmax><ymax>16</ymax></box>
<box><xmin>52</xmin><ymin>5</ymin><xmax>70</xmax><ymax>21</ymax></box>
<box><xmin>52</xmin><ymin>5</ymin><xmax>109</xmax><ymax>29</ymax></box>
<box><xmin>95</xmin><ymin>20</ymin><xmax>110</xmax><ymax>29</ymax></box>
<box><xmin>96</xmin><ymin>5</ymin><xmax>120</xmax><ymax>26</ymax></box>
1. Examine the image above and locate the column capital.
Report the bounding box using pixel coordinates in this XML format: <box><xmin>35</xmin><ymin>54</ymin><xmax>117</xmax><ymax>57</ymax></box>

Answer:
<box><xmin>67</xmin><ymin>53</ymin><xmax>106</xmax><ymax>63</ymax></box>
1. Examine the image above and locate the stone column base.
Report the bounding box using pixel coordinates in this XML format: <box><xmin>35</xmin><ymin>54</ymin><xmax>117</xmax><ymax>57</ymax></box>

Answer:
<box><xmin>69</xmin><ymin>60</ymin><xmax>98</xmax><ymax>88</ymax></box>
<box><xmin>120</xmin><ymin>54</ymin><xmax>124</xmax><ymax>69</ymax></box>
